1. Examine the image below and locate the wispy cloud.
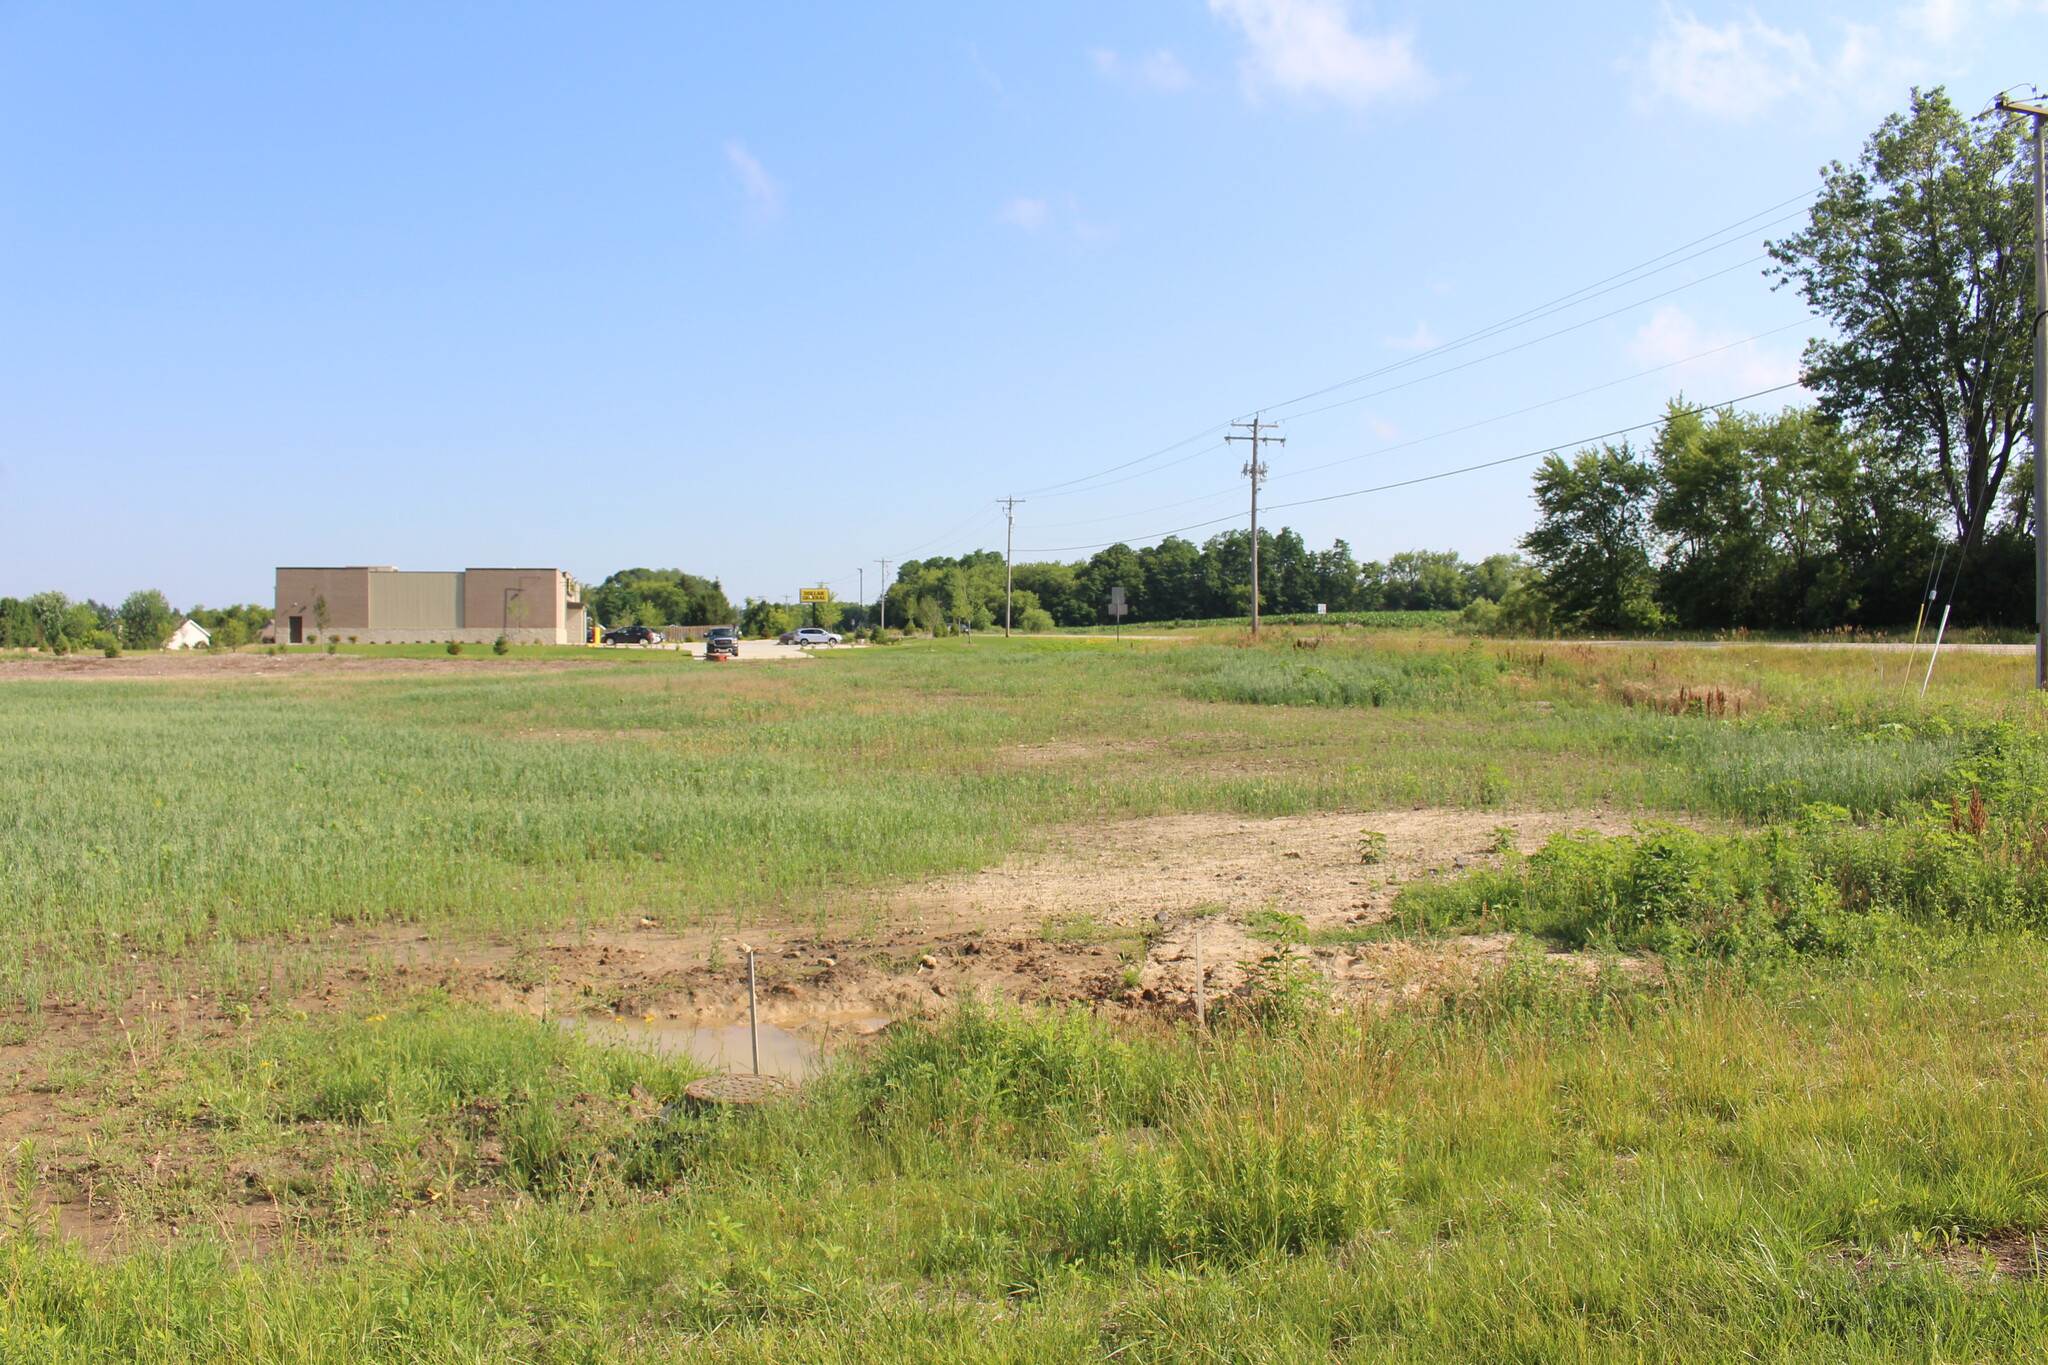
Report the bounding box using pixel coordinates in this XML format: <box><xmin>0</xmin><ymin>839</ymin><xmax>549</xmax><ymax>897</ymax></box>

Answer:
<box><xmin>1383</xmin><ymin>320</ymin><xmax>1442</xmax><ymax>352</ymax></box>
<box><xmin>1626</xmin><ymin>3</ymin><xmax>1975</xmax><ymax>120</ymax></box>
<box><xmin>724</xmin><ymin>142</ymin><xmax>784</xmax><ymax>224</ymax></box>
<box><xmin>1630</xmin><ymin>305</ymin><xmax>1802</xmax><ymax>393</ymax></box>
<box><xmin>999</xmin><ymin>197</ymin><xmax>1049</xmax><ymax>232</ymax></box>
<box><xmin>1208</xmin><ymin>0</ymin><xmax>1435</xmax><ymax>107</ymax></box>
<box><xmin>968</xmin><ymin>42</ymin><xmax>1004</xmax><ymax>93</ymax></box>
<box><xmin>998</xmin><ymin>196</ymin><xmax>1110</xmax><ymax>241</ymax></box>
<box><xmin>1088</xmin><ymin>47</ymin><xmax>1194</xmax><ymax>90</ymax></box>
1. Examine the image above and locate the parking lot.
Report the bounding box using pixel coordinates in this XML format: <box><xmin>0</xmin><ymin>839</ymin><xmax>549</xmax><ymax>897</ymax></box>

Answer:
<box><xmin>595</xmin><ymin>638</ymin><xmax>854</xmax><ymax>662</ymax></box>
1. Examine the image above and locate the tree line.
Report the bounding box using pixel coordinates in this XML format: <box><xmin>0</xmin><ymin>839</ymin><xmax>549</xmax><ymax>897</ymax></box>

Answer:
<box><xmin>860</xmin><ymin>535</ymin><xmax>1527</xmax><ymax>634</ymax></box>
<box><xmin>0</xmin><ymin>592</ymin><xmax>270</xmax><ymax>652</ymax></box>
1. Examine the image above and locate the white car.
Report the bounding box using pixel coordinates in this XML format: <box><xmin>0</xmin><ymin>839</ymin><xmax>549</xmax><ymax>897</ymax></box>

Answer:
<box><xmin>781</xmin><ymin>627</ymin><xmax>842</xmax><ymax>646</ymax></box>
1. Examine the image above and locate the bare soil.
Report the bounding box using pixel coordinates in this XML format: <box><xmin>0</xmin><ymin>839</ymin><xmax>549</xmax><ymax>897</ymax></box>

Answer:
<box><xmin>0</xmin><ymin>806</ymin><xmax>1643</xmax><ymax>1251</ymax></box>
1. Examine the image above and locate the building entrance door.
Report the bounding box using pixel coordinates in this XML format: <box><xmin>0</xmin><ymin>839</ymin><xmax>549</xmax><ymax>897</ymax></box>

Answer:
<box><xmin>288</xmin><ymin>615</ymin><xmax>303</xmax><ymax>644</ymax></box>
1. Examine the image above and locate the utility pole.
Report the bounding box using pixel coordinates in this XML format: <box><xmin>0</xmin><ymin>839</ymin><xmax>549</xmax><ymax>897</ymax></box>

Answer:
<box><xmin>1226</xmin><ymin>417</ymin><xmax>1285</xmax><ymax>636</ymax></box>
<box><xmin>2000</xmin><ymin>90</ymin><xmax>2048</xmax><ymax>690</ymax></box>
<box><xmin>856</xmin><ymin>567</ymin><xmax>865</xmax><ymax>631</ymax></box>
<box><xmin>876</xmin><ymin>559</ymin><xmax>891</xmax><ymax>633</ymax></box>
<box><xmin>998</xmin><ymin>496</ymin><xmax>1026</xmax><ymax>636</ymax></box>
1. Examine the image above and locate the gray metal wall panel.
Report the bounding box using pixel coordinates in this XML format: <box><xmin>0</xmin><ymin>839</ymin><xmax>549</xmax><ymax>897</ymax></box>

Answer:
<box><xmin>368</xmin><ymin>572</ymin><xmax>465</xmax><ymax>629</ymax></box>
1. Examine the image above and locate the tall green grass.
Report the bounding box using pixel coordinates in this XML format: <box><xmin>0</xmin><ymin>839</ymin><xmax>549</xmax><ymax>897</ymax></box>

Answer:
<box><xmin>12</xmin><ymin>952</ymin><xmax>2048</xmax><ymax>1360</ymax></box>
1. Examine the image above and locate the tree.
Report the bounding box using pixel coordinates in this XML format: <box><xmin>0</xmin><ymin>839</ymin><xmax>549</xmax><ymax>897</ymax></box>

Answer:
<box><xmin>1136</xmin><ymin>537</ymin><xmax>1205</xmax><ymax>619</ymax></box>
<box><xmin>1080</xmin><ymin>544</ymin><xmax>1144</xmax><ymax>620</ymax></box>
<box><xmin>116</xmin><ymin>590</ymin><xmax>177</xmax><ymax>649</ymax></box>
<box><xmin>1520</xmin><ymin>441</ymin><xmax>1665</xmax><ymax>632</ymax></box>
<box><xmin>590</xmin><ymin>569</ymin><xmax>733</xmax><ymax>628</ymax></box>
<box><xmin>1767</xmin><ymin>88</ymin><xmax>2035</xmax><ymax>550</ymax></box>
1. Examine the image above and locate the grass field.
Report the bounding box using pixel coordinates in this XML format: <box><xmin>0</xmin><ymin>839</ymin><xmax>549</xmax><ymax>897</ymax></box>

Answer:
<box><xmin>3</xmin><ymin>631</ymin><xmax>2048</xmax><ymax>1360</ymax></box>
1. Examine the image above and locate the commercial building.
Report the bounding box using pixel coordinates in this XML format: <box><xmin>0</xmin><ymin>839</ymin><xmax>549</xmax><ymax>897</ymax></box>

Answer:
<box><xmin>272</xmin><ymin>567</ymin><xmax>589</xmax><ymax>645</ymax></box>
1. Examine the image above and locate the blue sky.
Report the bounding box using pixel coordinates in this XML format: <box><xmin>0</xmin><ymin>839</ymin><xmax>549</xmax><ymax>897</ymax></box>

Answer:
<box><xmin>3</xmin><ymin>1</ymin><xmax>2044</xmax><ymax>610</ymax></box>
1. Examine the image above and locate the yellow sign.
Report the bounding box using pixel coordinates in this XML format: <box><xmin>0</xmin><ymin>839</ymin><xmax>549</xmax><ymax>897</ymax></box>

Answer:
<box><xmin>799</xmin><ymin>588</ymin><xmax>830</xmax><ymax>603</ymax></box>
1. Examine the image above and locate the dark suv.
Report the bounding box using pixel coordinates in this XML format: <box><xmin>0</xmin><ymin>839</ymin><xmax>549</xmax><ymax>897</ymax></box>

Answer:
<box><xmin>602</xmin><ymin>625</ymin><xmax>660</xmax><ymax>645</ymax></box>
<box><xmin>704</xmin><ymin>626</ymin><xmax>740</xmax><ymax>659</ymax></box>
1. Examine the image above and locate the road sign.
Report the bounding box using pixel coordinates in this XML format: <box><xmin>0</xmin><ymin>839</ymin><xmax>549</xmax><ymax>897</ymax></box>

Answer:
<box><xmin>1317</xmin><ymin>603</ymin><xmax>1327</xmax><ymax>615</ymax></box>
<box><xmin>1108</xmin><ymin>585</ymin><xmax>1128</xmax><ymax>617</ymax></box>
<box><xmin>799</xmin><ymin>588</ymin><xmax>830</xmax><ymax>603</ymax></box>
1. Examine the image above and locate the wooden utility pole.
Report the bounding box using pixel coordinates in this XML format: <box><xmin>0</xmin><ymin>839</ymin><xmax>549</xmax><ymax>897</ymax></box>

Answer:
<box><xmin>1999</xmin><ymin>90</ymin><xmax>2048</xmax><ymax>689</ymax></box>
<box><xmin>998</xmin><ymin>496</ymin><xmax>1025</xmax><ymax>636</ymax></box>
<box><xmin>876</xmin><ymin>559</ymin><xmax>891</xmax><ymax>633</ymax></box>
<box><xmin>1226</xmin><ymin>417</ymin><xmax>1285</xmax><ymax>636</ymax></box>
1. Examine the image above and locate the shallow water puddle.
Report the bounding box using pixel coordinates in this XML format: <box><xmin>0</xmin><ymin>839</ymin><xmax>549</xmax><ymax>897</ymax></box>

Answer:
<box><xmin>558</xmin><ymin>1016</ymin><xmax>880</xmax><ymax>1081</ymax></box>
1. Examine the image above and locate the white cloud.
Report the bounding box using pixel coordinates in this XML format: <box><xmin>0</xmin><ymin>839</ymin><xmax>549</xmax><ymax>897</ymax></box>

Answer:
<box><xmin>724</xmin><ymin>142</ymin><xmax>784</xmax><ymax>224</ymax></box>
<box><xmin>1627</xmin><ymin>3</ymin><xmax>1992</xmax><ymax>120</ymax></box>
<box><xmin>1383</xmin><ymin>320</ymin><xmax>1442</xmax><ymax>351</ymax></box>
<box><xmin>1208</xmin><ymin>0</ymin><xmax>1435</xmax><ymax>106</ymax></box>
<box><xmin>999</xmin><ymin>197</ymin><xmax>1049</xmax><ymax>231</ymax></box>
<box><xmin>1635</xmin><ymin>11</ymin><xmax>1822</xmax><ymax>117</ymax></box>
<box><xmin>1630</xmin><ymin>305</ymin><xmax>1802</xmax><ymax>394</ymax></box>
<box><xmin>1088</xmin><ymin>47</ymin><xmax>1194</xmax><ymax>90</ymax></box>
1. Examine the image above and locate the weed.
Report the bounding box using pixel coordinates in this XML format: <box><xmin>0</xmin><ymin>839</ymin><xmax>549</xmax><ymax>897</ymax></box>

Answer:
<box><xmin>1357</xmin><ymin>830</ymin><xmax>1388</xmax><ymax>865</ymax></box>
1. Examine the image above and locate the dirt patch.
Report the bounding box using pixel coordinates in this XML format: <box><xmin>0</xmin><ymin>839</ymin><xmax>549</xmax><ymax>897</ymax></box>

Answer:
<box><xmin>435</xmin><ymin>806</ymin><xmax>1645</xmax><ymax>1027</ymax></box>
<box><xmin>901</xmin><ymin>807</ymin><xmax>1638</xmax><ymax>927</ymax></box>
<box><xmin>0</xmin><ymin>806</ymin><xmax>1648</xmax><ymax>1253</ymax></box>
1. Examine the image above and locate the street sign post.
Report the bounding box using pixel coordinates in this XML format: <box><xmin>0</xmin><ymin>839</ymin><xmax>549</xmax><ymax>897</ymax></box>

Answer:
<box><xmin>1108</xmin><ymin>585</ymin><xmax>1128</xmax><ymax>641</ymax></box>
<box><xmin>798</xmin><ymin>588</ymin><xmax>830</xmax><ymax>603</ymax></box>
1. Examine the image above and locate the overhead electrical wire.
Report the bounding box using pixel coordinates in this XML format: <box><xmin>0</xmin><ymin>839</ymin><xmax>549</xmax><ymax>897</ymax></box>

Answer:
<box><xmin>1014</xmin><ymin>380</ymin><xmax>1804</xmax><ymax>556</ymax></box>
<box><xmin>1016</xmin><ymin>190</ymin><xmax>1815</xmax><ymax>501</ymax></box>
<box><xmin>1026</xmin><ymin>318</ymin><xmax>1810</xmax><ymax>533</ymax></box>
<box><xmin>867</xmin><ymin>189</ymin><xmax>1822</xmax><ymax>578</ymax></box>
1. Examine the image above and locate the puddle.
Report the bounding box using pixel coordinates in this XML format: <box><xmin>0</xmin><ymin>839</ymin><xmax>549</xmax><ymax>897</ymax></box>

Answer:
<box><xmin>558</xmin><ymin>1015</ymin><xmax>885</xmax><ymax>1081</ymax></box>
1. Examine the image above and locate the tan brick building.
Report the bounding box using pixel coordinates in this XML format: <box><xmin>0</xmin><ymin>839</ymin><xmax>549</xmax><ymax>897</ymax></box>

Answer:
<box><xmin>272</xmin><ymin>567</ymin><xmax>589</xmax><ymax>645</ymax></box>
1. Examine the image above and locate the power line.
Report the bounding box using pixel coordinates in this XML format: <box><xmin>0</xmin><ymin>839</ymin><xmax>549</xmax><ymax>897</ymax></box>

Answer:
<box><xmin>1014</xmin><ymin>381</ymin><xmax>1803</xmax><ymax>556</ymax></box>
<box><xmin>1015</xmin><ymin>190</ymin><xmax>1815</xmax><ymax>501</ymax></box>
<box><xmin>1026</xmin><ymin>319</ymin><xmax>1810</xmax><ymax>533</ymax></box>
<box><xmin>1252</xmin><ymin>206</ymin><xmax>1812</xmax><ymax>419</ymax></box>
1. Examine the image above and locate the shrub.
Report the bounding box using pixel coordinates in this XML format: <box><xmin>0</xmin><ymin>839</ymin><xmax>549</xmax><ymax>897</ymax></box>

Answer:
<box><xmin>493</xmin><ymin>635</ymin><xmax>510</xmax><ymax>656</ymax></box>
<box><xmin>1019</xmin><ymin>608</ymin><xmax>1055</xmax><ymax>633</ymax></box>
<box><xmin>446</xmin><ymin>640</ymin><xmax>463</xmax><ymax>656</ymax></box>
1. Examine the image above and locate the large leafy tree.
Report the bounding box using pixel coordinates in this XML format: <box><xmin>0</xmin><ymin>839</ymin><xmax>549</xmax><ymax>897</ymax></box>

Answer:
<box><xmin>1767</xmin><ymin>87</ymin><xmax>2035</xmax><ymax>550</ymax></box>
<box><xmin>590</xmin><ymin>568</ymin><xmax>733</xmax><ymax>628</ymax></box>
<box><xmin>1520</xmin><ymin>442</ymin><xmax>1665</xmax><ymax>632</ymax></box>
<box><xmin>116</xmin><ymin>589</ymin><xmax>178</xmax><ymax>648</ymax></box>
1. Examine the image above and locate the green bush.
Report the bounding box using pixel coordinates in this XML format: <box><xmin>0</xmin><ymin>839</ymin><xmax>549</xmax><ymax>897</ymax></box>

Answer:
<box><xmin>446</xmin><ymin>640</ymin><xmax>463</xmax><ymax>656</ymax></box>
<box><xmin>493</xmin><ymin>635</ymin><xmax>510</xmax><ymax>656</ymax></box>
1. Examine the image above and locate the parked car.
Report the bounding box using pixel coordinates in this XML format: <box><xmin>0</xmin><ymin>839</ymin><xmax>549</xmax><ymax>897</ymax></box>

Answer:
<box><xmin>704</xmin><ymin>626</ymin><xmax>740</xmax><ymax>659</ymax></box>
<box><xmin>602</xmin><ymin>625</ymin><xmax>659</xmax><ymax>645</ymax></box>
<box><xmin>778</xmin><ymin>627</ymin><xmax>842</xmax><ymax>646</ymax></box>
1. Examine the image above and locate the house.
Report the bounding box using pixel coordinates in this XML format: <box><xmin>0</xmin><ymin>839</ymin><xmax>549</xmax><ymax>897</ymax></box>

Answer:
<box><xmin>272</xmin><ymin>567</ymin><xmax>589</xmax><ymax>645</ymax></box>
<box><xmin>163</xmin><ymin>619</ymin><xmax>212</xmax><ymax>650</ymax></box>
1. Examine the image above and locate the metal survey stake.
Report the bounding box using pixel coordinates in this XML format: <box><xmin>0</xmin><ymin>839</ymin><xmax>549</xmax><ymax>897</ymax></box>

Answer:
<box><xmin>746</xmin><ymin>948</ymin><xmax>760</xmax><ymax>1075</ymax></box>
